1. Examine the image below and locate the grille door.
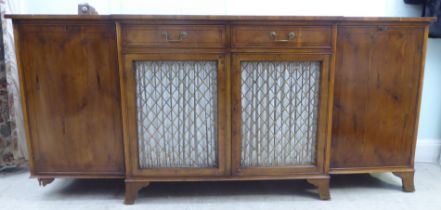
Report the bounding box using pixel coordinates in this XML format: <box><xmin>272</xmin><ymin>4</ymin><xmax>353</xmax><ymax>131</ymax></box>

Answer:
<box><xmin>135</xmin><ymin>61</ymin><xmax>218</xmax><ymax>169</ymax></box>
<box><xmin>232</xmin><ymin>54</ymin><xmax>330</xmax><ymax>176</ymax></box>
<box><xmin>240</xmin><ymin>61</ymin><xmax>321</xmax><ymax>168</ymax></box>
<box><xmin>124</xmin><ymin>54</ymin><xmax>226</xmax><ymax>177</ymax></box>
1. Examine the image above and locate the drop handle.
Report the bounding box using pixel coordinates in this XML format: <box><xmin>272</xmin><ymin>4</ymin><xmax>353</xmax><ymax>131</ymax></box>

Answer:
<box><xmin>161</xmin><ymin>31</ymin><xmax>188</xmax><ymax>42</ymax></box>
<box><xmin>270</xmin><ymin>31</ymin><xmax>296</xmax><ymax>42</ymax></box>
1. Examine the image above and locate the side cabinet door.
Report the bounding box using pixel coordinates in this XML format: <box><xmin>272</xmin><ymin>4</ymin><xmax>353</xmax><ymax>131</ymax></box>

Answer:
<box><xmin>231</xmin><ymin>54</ymin><xmax>332</xmax><ymax>176</ymax></box>
<box><xmin>17</xmin><ymin>23</ymin><xmax>125</xmax><ymax>176</ymax></box>
<box><xmin>331</xmin><ymin>26</ymin><xmax>425</xmax><ymax>169</ymax></box>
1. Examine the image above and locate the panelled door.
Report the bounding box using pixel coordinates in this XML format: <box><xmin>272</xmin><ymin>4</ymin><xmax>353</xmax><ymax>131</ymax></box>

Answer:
<box><xmin>123</xmin><ymin>54</ymin><xmax>227</xmax><ymax>177</ymax></box>
<box><xmin>231</xmin><ymin>54</ymin><xmax>332</xmax><ymax>176</ymax></box>
<box><xmin>17</xmin><ymin>23</ymin><xmax>125</xmax><ymax>176</ymax></box>
<box><xmin>331</xmin><ymin>26</ymin><xmax>425</xmax><ymax>170</ymax></box>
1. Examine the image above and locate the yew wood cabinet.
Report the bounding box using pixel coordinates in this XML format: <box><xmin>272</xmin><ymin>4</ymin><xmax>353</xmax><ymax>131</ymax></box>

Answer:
<box><xmin>7</xmin><ymin>15</ymin><xmax>433</xmax><ymax>204</ymax></box>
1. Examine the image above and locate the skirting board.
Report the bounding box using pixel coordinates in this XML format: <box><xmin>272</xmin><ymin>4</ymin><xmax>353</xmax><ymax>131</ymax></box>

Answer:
<box><xmin>415</xmin><ymin>139</ymin><xmax>441</xmax><ymax>163</ymax></box>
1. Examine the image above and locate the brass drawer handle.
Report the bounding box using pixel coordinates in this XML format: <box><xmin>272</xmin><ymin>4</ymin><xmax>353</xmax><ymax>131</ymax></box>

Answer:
<box><xmin>270</xmin><ymin>31</ymin><xmax>296</xmax><ymax>42</ymax></box>
<box><xmin>161</xmin><ymin>31</ymin><xmax>188</xmax><ymax>42</ymax></box>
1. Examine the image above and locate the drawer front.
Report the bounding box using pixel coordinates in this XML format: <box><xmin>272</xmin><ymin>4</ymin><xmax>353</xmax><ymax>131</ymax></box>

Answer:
<box><xmin>232</xmin><ymin>26</ymin><xmax>332</xmax><ymax>48</ymax></box>
<box><xmin>123</xmin><ymin>25</ymin><xmax>226</xmax><ymax>48</ymax></box>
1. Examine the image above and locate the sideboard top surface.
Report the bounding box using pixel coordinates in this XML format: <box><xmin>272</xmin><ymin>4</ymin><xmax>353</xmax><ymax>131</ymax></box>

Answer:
<box><xmin>5</xmin><ymin>14</ymin><xmax>436</xmax><ymax>23</ymax></box>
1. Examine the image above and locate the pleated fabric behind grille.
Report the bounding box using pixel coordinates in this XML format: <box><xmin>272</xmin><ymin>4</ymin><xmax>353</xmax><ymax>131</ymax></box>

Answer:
<box><xmin>135</xmin><ymin>61</ymin><xmax>218</xmax><ymax>168</ymax></box>
<box><xmin>240</xmin><ymin>61</ymin><xmax>321</xmax><ymax>168</ymax></box>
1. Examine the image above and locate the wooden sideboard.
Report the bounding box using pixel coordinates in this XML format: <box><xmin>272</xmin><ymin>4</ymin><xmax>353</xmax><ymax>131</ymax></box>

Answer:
<box><xmin>7</xmin><ymin>15</ymin><xmax>434</xmax><ymax>204</ymax></box>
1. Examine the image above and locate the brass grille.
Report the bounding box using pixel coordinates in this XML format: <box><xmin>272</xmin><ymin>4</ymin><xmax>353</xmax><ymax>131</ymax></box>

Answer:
<box><xmin>135</xmin><ymin>61</ymin><xmax>218</xmax><ymax>168</ymax></box>
<box><xmin>240</xmin><ymin>61</ymin><xmax>321</xmax><ymax>167</ymax></box>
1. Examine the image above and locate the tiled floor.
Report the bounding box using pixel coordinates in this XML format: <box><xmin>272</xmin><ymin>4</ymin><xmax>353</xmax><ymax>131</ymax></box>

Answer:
<box><xmin>1</xmin><ymin>163</ymin><xmax>441</xmax><ymax>210</ymax></box>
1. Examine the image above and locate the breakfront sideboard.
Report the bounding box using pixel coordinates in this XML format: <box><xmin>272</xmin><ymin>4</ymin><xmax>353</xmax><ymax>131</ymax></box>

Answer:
<box><xmin>7</xmin><ymin>15</ymin><xmax>433</xmax><ymax>204</ymax></box>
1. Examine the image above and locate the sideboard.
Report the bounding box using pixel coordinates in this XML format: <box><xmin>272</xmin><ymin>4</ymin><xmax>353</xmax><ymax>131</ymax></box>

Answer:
<box><xmin>6</xmin><ymin>14</ymin><xmax>434</xmax><ymax>204</ymax></box>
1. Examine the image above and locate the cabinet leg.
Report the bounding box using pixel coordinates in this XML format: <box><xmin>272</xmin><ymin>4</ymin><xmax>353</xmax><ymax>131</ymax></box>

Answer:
<box><xmin>307</xmin><ymin>178</ymin><xmax>330</xmax><ymax>200</ymax></box>
<box><xmin>37</xmin><ymin>178</ymin><xmax>54</xmax><ymax>187</ymax></box>
<box><xmin>124</xmin><ymin>180</ymin><xmax>150</xmax><ymax>205</ymax></box>
<box><xmin>393</xmin><ymin>171</ymin><xmax>415</xmax><ymax>192</ymax></box>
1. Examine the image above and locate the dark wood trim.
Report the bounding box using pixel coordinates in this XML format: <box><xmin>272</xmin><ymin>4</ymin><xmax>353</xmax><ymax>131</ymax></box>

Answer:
<box><xmin>5</xmin><ymin>14</ymin><xmax>436</xmax><ymax>23</ymax></box>
<box><xmin>12</xmin><ymin>22</ymin><xmax>37</xmax><ymax>177</ymax></box>
<box><xmin>329</xmin><ymin>167</ymin><xmax>414</xmax><ymax>174</ymax></box>
<box><xmin>33</xmin><ymin>174</ymin><xmax>124</xmax><ymax>179</ymax></box>
<box><xmin>33</xmin><ymin>171</ymin><xmax>124</xmax><ymax>177</ymax></box>
<box><xmin>324</xmin><ymin>24</ymin><xmax>337</xmax><ymax>173</ymax></box>
<box><xmin>116</xmin><ymin>21</ymin><xmax>133</xmax><ymax>179</ymax></box>
<box><xmin>409</xmin><ymin>25</ymin><xmax>430</xmax><ymax>167</ymax></box>
<box><xmin>125</xmin><ymin>174</ymin><xmax>329</xmax><ymax>182</ymax></box>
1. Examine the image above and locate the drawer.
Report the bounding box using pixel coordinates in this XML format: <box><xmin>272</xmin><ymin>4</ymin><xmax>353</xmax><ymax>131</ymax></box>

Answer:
<box><xmin>123</xmin><ymin>25</ymin><xmax>226</xmax><ymax>48</ymax></box>
<box><xmin>232</xmin><ymin>26</ymin><xmax>332</xmax><ymax>48</ymax></box>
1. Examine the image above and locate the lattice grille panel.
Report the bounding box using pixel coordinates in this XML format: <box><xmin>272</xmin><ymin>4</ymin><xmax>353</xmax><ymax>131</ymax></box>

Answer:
<box><xmin>135</xmin><ymin>61</ymin><xmax>218</xmax><ymax>168</ymax></box>
<box><xmin>240</xmin><ymin>61</ymin><xmax>321</xmax><ymax>167</ymax></box>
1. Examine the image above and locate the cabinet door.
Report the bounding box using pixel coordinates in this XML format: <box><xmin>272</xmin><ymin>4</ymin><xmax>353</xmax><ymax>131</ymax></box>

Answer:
<box><xmin>17</xmin><ymin>23</ymin><xmax>124</xmax><ymax>176</ymax></box>
<box><xmin>123</xmin><ymin>54</ymin><xmax>227</xmax><ymax>177</ymax></box>
<box><xmin>231</xmin><ymin>54</ymin><xmax>331</xmax><ymax>176</ymax></box>
<box><xmin>331</xmin><ymin>26</ymin><xmax>425</xmax><ymax>170</ymax></box>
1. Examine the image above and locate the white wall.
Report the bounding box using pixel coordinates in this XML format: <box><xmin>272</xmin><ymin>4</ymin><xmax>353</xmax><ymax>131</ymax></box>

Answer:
<box><xmin>17</xmin><ymin>0</ymin><xmax>441</xmax><ymax>162</ymax></box>
<box><xmin>21</xmin><ymin>0</ymin><xmax>422</xmax><ymax>16</ymax></box>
